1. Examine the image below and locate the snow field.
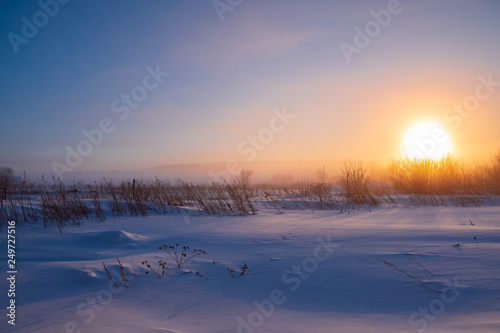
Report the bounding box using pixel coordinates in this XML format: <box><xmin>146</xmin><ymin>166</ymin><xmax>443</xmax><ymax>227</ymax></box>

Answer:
<box><xmin>1</xmin><ymin>206</ymin><xmax>499</xmax><ymax>332</ymax></box>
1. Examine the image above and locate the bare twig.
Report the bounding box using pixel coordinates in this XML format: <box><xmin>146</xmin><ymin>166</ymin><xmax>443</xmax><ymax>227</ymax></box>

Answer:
<box><xmin>406</xmin><ymin>254</ymin><xmax>433</xmax><ymax>277</ymax></box>
<box><xmin>376</xmin><ymin>257</ymin><xmax>440</xmax><ymax>293</ymax></box>
<box><xmin>103</xmin><ymin>262</ymin><xmax>119</xmax><ymax>287</ymax></box>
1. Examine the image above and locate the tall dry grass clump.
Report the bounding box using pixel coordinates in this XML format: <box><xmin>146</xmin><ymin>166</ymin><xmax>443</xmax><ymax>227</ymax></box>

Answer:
<box><xmin>0</xmin><ymin>176</ymin><xmax>39</xmax><ymax>226</ymax></box>
<box><xmin>118</xmin><ymin>179</ymin><xmax>149</xmax><ymax>216</ymax></box>
<box><xmin>387</xmin><ymin>155</ymin><xmax>458</xmax><ymax>194</ymax></box>
<box><xmin>101</xmin><ymin>178</ymin><xmax>127</xmax><ymax>216</ymax></box>
<box><xmin>39</xmin><ymin>176</ymin><xmax>89</xmax><ymax>231</ymax></box>
<box><xmin>486</xmin><ymin>150</ymin><xmax>500</xmax><ymax>194</ymax></box>
<box><xmin>387</xmin><ymin>152</ymin><xmax>500</xmax><ymax>195</ymax></box>
<box><xmin>87</xmin><ymin>181</ymin><xmax>105</xmax><ymax>221</ymax></box>
<box><xmin>337</xmin><ymin>160</ymin><xmax>378</xmax><ymax>205</ymax></box>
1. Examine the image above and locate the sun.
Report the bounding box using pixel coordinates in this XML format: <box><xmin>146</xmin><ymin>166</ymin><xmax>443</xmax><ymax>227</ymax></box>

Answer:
<box><xmin>401</xmin><ymin>121</ymin><xmax>454</xmax><ymax>159</ymax></box>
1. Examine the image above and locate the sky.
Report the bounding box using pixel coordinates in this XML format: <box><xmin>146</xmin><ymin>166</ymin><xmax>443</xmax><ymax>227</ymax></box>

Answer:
<box><xmin>1</xmin><ymin>0</ymin><xmax>499</xmax><ymax>181</ymax></box>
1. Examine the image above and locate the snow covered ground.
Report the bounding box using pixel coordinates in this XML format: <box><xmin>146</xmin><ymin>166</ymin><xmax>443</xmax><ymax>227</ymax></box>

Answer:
<box><xmin>1</xmin><ymin>205</ymin><xmax>500</xmax><ymax>333</ymax></box>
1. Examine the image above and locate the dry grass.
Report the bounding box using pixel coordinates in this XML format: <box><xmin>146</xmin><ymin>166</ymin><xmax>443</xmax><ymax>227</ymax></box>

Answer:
<box><xmin>1</xmin><ymin>151</ymin><xmax>499</xmax><ymax>229</ymax></box>
<box><xmin>387</xmin><ymin>151</ymin><xmax>500</xmax><ymax>195</ymax></box>
<box><xmin>338</xmin><ymin>160</ymin><xmax>378</xmax><ymax>205</ymax></box>
<box><xmin>0</xmin><ymin>174</ymin><xmax>259</xmax><ymax>229</ymax></box>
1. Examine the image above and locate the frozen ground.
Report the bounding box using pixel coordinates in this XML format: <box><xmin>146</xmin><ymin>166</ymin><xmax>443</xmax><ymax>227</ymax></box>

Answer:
<box><xmin>1</xmin><ymin>205</ymin><xmax>500</xmax><ymax>333</ymax></box>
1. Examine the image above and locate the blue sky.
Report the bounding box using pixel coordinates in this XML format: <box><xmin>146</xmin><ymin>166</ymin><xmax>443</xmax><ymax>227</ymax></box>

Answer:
<box><xmin>1</xmin><ymin>0</ymin><xmax>499</xmax><ymax>179</ymax></box>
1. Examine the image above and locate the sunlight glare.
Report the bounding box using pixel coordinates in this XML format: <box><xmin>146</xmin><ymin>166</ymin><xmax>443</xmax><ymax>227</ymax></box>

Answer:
<box><xmin>401</xmin><ymin>121</ymin><xmax>454</xmax><ymax>159</ymax></box>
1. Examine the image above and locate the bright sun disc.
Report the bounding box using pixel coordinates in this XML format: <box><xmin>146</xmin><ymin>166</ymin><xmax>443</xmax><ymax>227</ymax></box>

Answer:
<box><xmin>401</xmin><ymin>121</ymin><xmax>454</xmax><ymax>159</ymax></box>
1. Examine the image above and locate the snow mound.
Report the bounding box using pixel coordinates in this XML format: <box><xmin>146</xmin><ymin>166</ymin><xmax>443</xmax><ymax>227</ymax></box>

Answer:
<box><xmin>85</xmin><ymin>230</ymin><xmax>148</xmax><ymax>244</ymax></box>
<box><xmin>74</xmin><ymin>269</ymin><xmax>98</xmax><ymax>283</ymax></box>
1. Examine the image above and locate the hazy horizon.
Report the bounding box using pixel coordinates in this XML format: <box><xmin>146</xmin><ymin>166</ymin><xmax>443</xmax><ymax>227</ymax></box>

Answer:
<box><xmin>1</xmin><ymin>0</ymin><xmax>499</xmax><ymax>181</ymax></box>
<box><xmin>9</xmin><ymin>159</ymin><xmax>347</xmax><ymax>184</ymax></box>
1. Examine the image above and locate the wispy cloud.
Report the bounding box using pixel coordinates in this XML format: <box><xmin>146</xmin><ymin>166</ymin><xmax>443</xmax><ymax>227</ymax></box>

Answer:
<box><xmin>173</xmin><ymin>15</ymin><xmax>319</xmax><ymax>70</ymax></box>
